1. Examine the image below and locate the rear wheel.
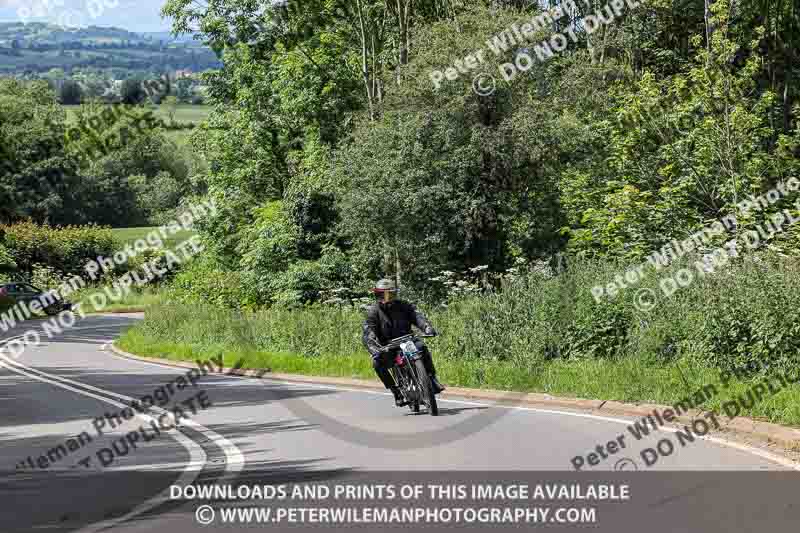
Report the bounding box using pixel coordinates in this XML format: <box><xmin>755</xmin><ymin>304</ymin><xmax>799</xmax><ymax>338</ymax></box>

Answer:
<box><xmin>414</xmin><ymin>360</ymin><xmax>438</xmax><ymax>416</ymax></box>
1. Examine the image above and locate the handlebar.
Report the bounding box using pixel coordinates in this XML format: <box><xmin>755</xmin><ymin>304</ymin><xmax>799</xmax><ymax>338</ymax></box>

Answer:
<box><xmin>380</xmin><ymin>332</ymin><xmax>437</xmax><ymax>353</ymax></box>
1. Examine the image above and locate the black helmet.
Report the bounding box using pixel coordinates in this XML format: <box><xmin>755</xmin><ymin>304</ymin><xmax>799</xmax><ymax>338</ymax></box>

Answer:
<box><xmin>372</xmin><ymin>278</ymin><xmax>398</xmax><ymax>303</ymax></box>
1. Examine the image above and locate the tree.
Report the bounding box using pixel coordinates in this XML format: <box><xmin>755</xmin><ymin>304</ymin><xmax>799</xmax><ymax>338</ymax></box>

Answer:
<box><xmin>121</xmin><ymin>79</ymin><xmax>145</xmax><ymax>104</ymax></box>
<box><xmin>59</xmin><ymin>80</ymin><xmax>83</xmax><ymax>105</ymax></box>
<box><xmin>157</xmin><ymin>0</ymin><xmax>800</xmax><ymax>301</ymax></box>
<box><xmin>0</xmin><ymin>79</ymin><xmax>84</xmax><ymax>225</ymax></box>
<box><xmin>175</xmin><ymin>78</ymin><xmax>194</xmax><ymax>103</ymax></box>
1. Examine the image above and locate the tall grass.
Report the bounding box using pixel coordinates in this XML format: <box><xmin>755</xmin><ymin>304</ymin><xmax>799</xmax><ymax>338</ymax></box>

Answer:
<box><xmin>73</xmin><ymin>286</ymin><xmax>166</xmax><ymax>313</ymax></box>
<box><xmin>118</xmin><ymin>255</ymin><xmax>800</xmax><ymax>425</ymax></box>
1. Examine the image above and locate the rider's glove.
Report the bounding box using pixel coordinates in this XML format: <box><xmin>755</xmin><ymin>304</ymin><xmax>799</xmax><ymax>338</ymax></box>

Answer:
<box><xmin>424</xmin><ymin>326</ymin><xmax>437</xmax><ymax>336</ymax></box>
<box><xmin>373</xmin><ymin>346</ymin><xmax>390</xmax><ymax>359</ymax></box>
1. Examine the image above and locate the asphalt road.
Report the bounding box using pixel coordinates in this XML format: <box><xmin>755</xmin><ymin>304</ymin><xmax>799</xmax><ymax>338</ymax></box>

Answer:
<box><xmin>1</xmin><ymin>314</ymin><xmax>798</xmax><ymax>533</ymax></box>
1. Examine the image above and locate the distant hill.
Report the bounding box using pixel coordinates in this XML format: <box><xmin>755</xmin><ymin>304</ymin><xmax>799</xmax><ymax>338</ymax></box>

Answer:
<box><xmin>0</xmin><ymin>22</ymin><xmax>220</xmax><ymax>76</ymax></box>
<box><xmin>139</xmin><ymin>31</ymin><xmax>197</xmax><ymax>44</ymax></box>
<box><xmin>0</xmin><ymin>22</ymin><xmax>148</xmax><ymax>46</ymax></box>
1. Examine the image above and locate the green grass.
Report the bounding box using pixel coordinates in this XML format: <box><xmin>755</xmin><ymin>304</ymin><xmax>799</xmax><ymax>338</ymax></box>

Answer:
<box><xmin>112</xmin><ymin>226</ymin><xmax>196</xmax><ymax>251</ymax></box>
<box><xmin>73</xmin><ymin>286</ymin><xmax>166</xmax><ymax>313</ymax></box>
<box><xmin>164</xmin><ymin>129</ymin><xmax>194</xmax><ymax>146</ymax></box>
<box><xmin>62</xmin><ymin>103</ymin><xmax>210</xmax><ymax>124</ymax></box>
<box><xmin>152</xmin><ymin>104</ymin><xmax>211</xmax><ymax>124</ymax></box>
<box><xmin>63</xmin><ymin>106</ymin><xmax>80</xmax><ymax>122</ymax></box>
<box><xmin>62</xmin><ymin>103</ymin><xmax>208</xmax><ymax>148</ymax></box>
<box><xmin>115</xmin><ymin>301</ymin><xmax>800</xmax><ymax>428</ymax></box>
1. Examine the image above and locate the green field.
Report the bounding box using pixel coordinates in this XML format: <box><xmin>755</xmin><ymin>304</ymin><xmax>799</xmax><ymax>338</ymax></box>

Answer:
<box><xmin>152</xmin><ymin>104</ymin><xmax>212</xmax><ymax>124</ymax></box>
<box><xmin>62</xmin><ymin>103</ymin><xmax>210</xmax><ymax>123</ymax></box>
<box><xmin>164</xmin><ymin>129</ymin><xmax>194</xmax><ymax>145</ymax></box>
<box><xmin>70</xmin><ymin>226</ymin><xmax>199</xmax><ymax>313</ymax></box>
<box><xmin>112</xmin><ymin>226</ymin><xmax>197</xmax><ymax>251</ymax></box>
<box><xmin>62</xmin><ymin>103</ymin><xmax>209</xmax><ymax>147</ymax></box>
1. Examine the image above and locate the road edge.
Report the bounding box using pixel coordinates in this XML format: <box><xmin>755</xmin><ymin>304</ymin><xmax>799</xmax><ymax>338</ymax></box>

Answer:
<box><xmin>108</xmin><ymin>343</ymin><xmax>800</xmax><ymax>458</ymax></box>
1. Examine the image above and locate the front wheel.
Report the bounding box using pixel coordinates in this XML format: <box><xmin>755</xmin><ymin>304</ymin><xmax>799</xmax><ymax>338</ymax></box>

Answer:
<box><xmin>414</xmin><ymin>359</ymin><xmax>438</xmax><ymax>416</ymax></box>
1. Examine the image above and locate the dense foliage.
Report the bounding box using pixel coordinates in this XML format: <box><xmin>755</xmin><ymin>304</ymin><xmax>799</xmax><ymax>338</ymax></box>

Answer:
<box><xmin>155</xmin><ymin>0</ymin><xmax>800</xmax><ymax>307</ymax></box>
<box><xmin>0</xmin><ymin>78</ymin><xmax>200</xmax><ymax>227</ymax></box>
<box><xmin>0</xmin><ymin>222</ymin><xmax>116</xmax><ymax>282</ymax></box>
<box><xmin>135</xmin><ymin>254</ymin><xmax>800</xmax><ymax>380</ymax></box>
<box><xmin>4</xmin><ymin>1</ymin><xmax>800</xmax><ymax>383</ymax></box>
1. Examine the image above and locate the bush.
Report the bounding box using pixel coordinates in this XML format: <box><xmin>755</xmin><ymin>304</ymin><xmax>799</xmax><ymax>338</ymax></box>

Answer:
<box><xmin>150</xmin><ymin>252</ymin><xmax>800</xmax><ymax>379</ymax></box>
<box><xmin>0</xmin><ymin>242</ymin><xmax>17</xmax><ymax>273</ymax></box>
<box><xmin>167</xmin><ymin>256</ymin><xmax>260</xmax><ymax>310</ymax></box>
<box><xmin>2</xmin><ymin>222</ymin><xmax>116</xmax><ymax>279</ymax></box>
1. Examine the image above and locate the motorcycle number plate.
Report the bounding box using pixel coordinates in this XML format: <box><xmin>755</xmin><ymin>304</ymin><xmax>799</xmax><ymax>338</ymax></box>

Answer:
<box><xmin>400</xmin><ymin>341</ymin><xmax>416</xmax><ymax>355</ymax></box>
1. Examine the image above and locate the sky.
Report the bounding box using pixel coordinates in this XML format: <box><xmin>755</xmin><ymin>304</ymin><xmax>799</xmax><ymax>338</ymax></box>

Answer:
<box><xmin>0</xmin><ymin>0</ymin><xmax>173</xmax><ymax>33</ymax></box>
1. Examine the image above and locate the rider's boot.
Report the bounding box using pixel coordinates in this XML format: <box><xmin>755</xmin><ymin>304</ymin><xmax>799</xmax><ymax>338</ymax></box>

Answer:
<box><xmin>390</xmin><ymin>386</ymin><xmax>407</xmax><ymax>406</ymax></box>
<box><xmin>430</xmin><ymin>375</ymin><xmax>445</xmax><ymax>395</ymax></box>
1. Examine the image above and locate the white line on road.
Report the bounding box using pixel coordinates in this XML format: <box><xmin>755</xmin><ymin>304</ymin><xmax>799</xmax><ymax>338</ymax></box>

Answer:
<box><xmin>0</xmin><ymin>347</ymin><xmax>244</xmax><ymax>474</ymax></box>
<box><xmin>0</xmin><ymin>328</ymin><xmax>245</xmax><ymax>532</ymax></box>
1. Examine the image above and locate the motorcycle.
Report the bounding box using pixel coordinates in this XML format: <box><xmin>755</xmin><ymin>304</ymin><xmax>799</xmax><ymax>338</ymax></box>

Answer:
<box><xmin>380</xmin><ymin>334</ymin><xmax>439</xmax><ymax>416</ymax></box>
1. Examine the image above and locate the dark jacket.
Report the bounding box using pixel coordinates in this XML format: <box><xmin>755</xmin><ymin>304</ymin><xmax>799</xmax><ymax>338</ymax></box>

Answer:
<box><xmin>362</xmin><ymin>299</ymin><xmax>433</xmax><ymax>357</ymax></box>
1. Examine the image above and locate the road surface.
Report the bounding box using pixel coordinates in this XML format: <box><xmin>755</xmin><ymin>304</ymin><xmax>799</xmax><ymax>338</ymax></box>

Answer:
<box><xmin>0</xmin><ymin>314</ymin><xmax>798</xmax><ymax>532</ymax></box>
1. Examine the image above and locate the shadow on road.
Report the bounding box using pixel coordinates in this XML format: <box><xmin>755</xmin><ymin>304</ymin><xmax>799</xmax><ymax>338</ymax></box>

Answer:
<box><xmin>404</xmin><ymin>406</ymin><xmax>489</xmax><ymax>417</ymax></box>
<box><xmin>0</xmin><ymin>458</ymin><xmax>350</xmax><ymax>533</ymax></box>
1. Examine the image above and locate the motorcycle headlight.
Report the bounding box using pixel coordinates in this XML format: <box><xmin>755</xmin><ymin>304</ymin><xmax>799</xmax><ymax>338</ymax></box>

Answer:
<box><xmin>400</xmin><ymin>341</ymin><xmax>417</xmax><ymax>355</ymax></box>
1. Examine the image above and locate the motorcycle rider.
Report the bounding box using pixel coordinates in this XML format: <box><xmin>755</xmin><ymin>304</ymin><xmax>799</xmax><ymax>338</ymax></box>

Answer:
<box><xmin>362</xmin><ymin>278</ymin><xmax>445</xmax><ymax>407</ymax></box>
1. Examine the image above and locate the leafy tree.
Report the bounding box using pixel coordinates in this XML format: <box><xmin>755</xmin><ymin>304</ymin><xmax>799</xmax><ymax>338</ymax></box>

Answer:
<box><xmin>175</xmin><ymin>78</ymin><xmax>194</xmax><ymax>103</ymax></box>
<box><xmin>59</xmin><ymin>80</ymin><xmax>83</xmax><ymax>105</ymax></box>
<box><xmin>121</xmin><ymin>79</ymin><xmax>145</xmax><ymax>104</ymax></box>
<box><xmin>0</xmin><ymin>79</ymin><xmax>84</xmax><ymax>225</ymax></box>
<box><xmin>158</xmin><ymin>0</ymin><xmax>800</xmax><ymax>304</ymax></box>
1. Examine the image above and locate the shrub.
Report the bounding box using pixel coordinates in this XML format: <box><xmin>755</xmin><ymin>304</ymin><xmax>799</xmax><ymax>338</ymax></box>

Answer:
<box><xmin>2</xmin><ymin>222</ymin><xmax>116</xmax><ymax>279</ymax></box>
<box><xmin>167</xmin><ymin>256</ymin><xmax>260</xmax><ymax>310</ymax></box>
<box><xmin>147</xmin><ymin>252</ymin><xmax>800</xmax><ymax>380</ymax></box>
<box><xmin>0</xmin><ymin>242</ymin><xmax>17</xmax><ymax>273</ymax></box>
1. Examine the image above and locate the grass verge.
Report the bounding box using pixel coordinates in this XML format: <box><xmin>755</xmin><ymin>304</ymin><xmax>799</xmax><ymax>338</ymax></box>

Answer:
<box><xmin>73</xmin><ymin>286</ymin><xmax>165</xmax><ymax>313</ymax></box>
<box><xmin>116</xmin><ymin>302</ymin><xmax>800</xmax><ymax>428</ymax></box>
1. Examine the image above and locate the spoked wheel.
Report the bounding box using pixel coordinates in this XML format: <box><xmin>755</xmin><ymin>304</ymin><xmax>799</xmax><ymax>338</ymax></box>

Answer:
<box><xmin>404</xmin><ymin>380</ymin><xmax>420</xmax><ymax>413</ymax></box>
<box><xmin>414</xmin><ymin>360</ymin><xmax>438</xmax><ymax>416</ymax></box>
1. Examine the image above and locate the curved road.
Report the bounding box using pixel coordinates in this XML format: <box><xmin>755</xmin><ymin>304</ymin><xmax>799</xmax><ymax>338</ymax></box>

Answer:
<box><xmin>0</xmin><ymin>314</ymin><xmax>798</xmax><ymax>532</ymax></box>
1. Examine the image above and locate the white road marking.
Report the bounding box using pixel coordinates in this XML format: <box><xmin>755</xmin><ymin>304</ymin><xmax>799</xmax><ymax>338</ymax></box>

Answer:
<box><xmin>0</xmin><ymin>328</ymin><xmax>245</xmax><ymax>532</ymax></box>
<box><xmin>0</xmin><ymin>349</ymin><xmax>244</xmax><ymax>473</ymax></box>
